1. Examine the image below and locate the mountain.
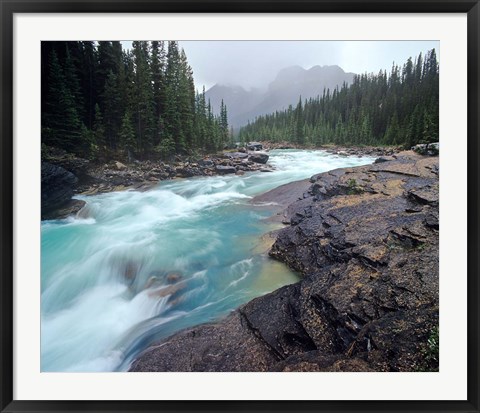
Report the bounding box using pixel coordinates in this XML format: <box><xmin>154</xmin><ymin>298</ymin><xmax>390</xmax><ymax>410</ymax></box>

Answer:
<box><xmin>203</xmin><ymin>84</ymin><xmax>263</xmax><ymax>127</ymax></box>
<box><xmin>205</xmin><ymin>65</ymin><xmax>356</xmax><ymax>129</ymax></box>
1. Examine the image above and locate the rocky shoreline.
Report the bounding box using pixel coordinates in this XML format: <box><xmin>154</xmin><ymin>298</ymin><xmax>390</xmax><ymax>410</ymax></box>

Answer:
<box><xmin>41</xmin><ymin>146</ymin><xmax>273</xmax><ymax>220</ymax></box>
<box><xmin>41</xmin><ymin>144</ymin><xmax>397</xmax><ymax>220</ymax></box>
<box><xmin>130</xmin><ymin>151</ymin><xmax>439</xmax><ymax>372</ymax></box>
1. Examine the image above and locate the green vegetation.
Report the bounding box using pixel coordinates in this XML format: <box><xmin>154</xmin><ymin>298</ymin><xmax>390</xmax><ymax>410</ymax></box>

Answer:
<box><xmin>41</xmin><ymin>41</ymin><xmax>230</xmax><ymax>161</ymax></box>
<box><xmin>417</xmin><ymin>326</ymin><xmax>439</xmax><ymax>371</ymax></box>
<box><xmin>238</xmin><ymin>50</ymin><xmax>439</xmax><ymax>149</ymax></box>
<box><xmin>346</xmin><ymin>178</ymin><xmax>363</xmax><ymax>195</ymax></box>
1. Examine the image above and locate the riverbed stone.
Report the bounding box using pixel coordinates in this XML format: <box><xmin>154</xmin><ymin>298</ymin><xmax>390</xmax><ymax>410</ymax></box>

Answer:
<box><xmin>249</xmin><ymin>152</ymin><xmax>269</xmax><ymax>164</ymax></box>
<box><xmin>215</xmin><ymin>165</ymin><xmax>236</xmax><ymax>174</ymax></box>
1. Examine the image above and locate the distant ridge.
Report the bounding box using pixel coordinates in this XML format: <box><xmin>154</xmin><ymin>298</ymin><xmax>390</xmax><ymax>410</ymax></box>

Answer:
<box><xmin>205</xmin><ymin>65</ymin><xmax>355</xmax><ymax>129</ymax></box>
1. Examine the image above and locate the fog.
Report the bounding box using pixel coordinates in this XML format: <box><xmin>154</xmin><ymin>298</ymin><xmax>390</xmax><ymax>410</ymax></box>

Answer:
<box><xmin>180</xmin><ymin>41</ymin><xmax>439</xmax><ymax>90</ymax></box>
<box><xmin>121</xmin><ymin>40</ymin><xmax>438</xmax><ymax>91</ymax></box>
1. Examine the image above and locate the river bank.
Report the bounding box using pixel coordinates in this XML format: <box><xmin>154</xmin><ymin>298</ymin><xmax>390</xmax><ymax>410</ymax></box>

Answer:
<box><xmin>130</xmin><ymin>150</ymin><xmax>439</xmax><ymax>372</ymax></box>
<box><xmin>41</xmin><ymin>146</ymin><xmax>272</xmax><ymax>220</ymax></box>
<box><xmin>41</xmin><ymin>144</ymin><xmax>398</xmax><ymax>220</ymax></box>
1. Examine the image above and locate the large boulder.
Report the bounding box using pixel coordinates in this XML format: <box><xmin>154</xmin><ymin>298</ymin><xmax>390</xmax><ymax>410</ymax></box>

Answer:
<box><xmin>225</xmin><ymin>152</ymin><xmax>248</xmax><ymax>159</ymax></box>
<box><xmin>42</xmin><ymin>146</ymin><xmax>90</xmax><ymax>181</ymax></box>
<box><xmin>374</xmin><ymin>155</ymin><xmax>396</xmax><ymax>163</ymax></box>
<box><xmin>215</xmin><ymin>165</ymin><xmax>236</xmax><ymax>174</ymax></box>
<box><xmin>249</xmin><ymin>152</ymin><xmax>269</xmax><ymax>164</ymax></box>
<box><xmin>41</xmin><ymin>162</ymin><xmax>79</xmax><ymax>220</ymax></box>
<box><xmin>247</xmin><ymin>142</ymin><xmax>263</xmax><ymax>151</ymax></box>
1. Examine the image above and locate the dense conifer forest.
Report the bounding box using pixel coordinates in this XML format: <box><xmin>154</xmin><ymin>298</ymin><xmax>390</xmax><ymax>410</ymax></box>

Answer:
<box><xmin>41</xmin><ymin>41</ymin><xmax>230</xmax><ymax>161</ymax></box>
<box><xmin>238</xmin><ymin>50</ymin><xmax>439</xmax><ymax>148</ymax></box>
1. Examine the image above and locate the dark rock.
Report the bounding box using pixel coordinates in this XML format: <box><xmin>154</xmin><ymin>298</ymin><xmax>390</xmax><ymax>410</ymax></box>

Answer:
<box><xmin>176</xmin><ymin>168</ymin><xmax>195</xmax><ymax>178</ymax></box>
<box><xmin>42</xmin><ymin>146</ymin><xmax>91</xmax><ymax>182</ymax></box>
<box><xmin>249</xmin><ymin>152</ymin><xmax>269</xmax><ymax>164</ymax></box>
<box><xmin>41</xmin><ymin>162</ymin><xmax>78</xmax><ymax>220</ymax></box>
<box><xmin>42</xmin><ymin>199</ymin><xmax>86</xmax><ymax>221</ymax></box>
<box><xmin>225</xmin><ymin>152</ymin><xmax>248</xmax><ymax>159</ymax></box>
<box><xmin>412</xmin><ymin>142</ymin><xmax>439</xmax><ymax>156</ymax></box>
<box><xmin>247</xmin><ymin>142</ymin><xmax>263</xmax><ymax>151</ymax></box>
<box><xmin>130</xmin><ymin>312</ymin><xmax>279</xmax><ymax>372</ymax></box>
<box><xmin>198</xmin><ymin>159</ymin><xmax>214</xmax><ymax>168</ymax></box>
<box><xmin>374</xmin><ymin>156</ymin><xmax>396</xmax><ymax>163</ymax></box>
<box><xmin>215</xmin><ymin>165</ymin><xmax>236</xmax><ymax>174</ymax></box>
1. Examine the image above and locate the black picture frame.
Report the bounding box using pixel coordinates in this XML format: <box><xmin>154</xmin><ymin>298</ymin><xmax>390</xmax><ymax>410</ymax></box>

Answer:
<box><xmin>1</xmin><ymin>1</ymin><xmax>479</xmax><ymax>412</ymax></box>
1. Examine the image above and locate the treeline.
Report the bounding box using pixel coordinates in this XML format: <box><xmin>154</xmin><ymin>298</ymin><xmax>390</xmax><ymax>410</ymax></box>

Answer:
<box><xmin>238</xmin><ymin>49</ymin><xmax>439</xmax><ymax>148</ymax></box>
<box><xmin>41</xmin><ymin>41</ymin><xmax>230</xmax><ymax>161</ymax></box>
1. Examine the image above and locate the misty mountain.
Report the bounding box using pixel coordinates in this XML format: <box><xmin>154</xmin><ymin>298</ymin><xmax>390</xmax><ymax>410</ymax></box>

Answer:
<box><xmin>206</xmin><ymin>65</ymin><xmax>355</xmax><ymax>129</ymax></box>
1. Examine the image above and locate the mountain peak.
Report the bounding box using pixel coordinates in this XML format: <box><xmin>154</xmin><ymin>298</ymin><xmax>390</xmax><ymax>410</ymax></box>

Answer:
<box><xmin>206</xmin><ymin>64</ymin><xmax>356</xmax><ymax>129</ymax></box>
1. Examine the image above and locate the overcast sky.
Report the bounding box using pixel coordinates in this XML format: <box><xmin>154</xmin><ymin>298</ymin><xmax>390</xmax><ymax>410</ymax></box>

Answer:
<box><xmin>122</xmin><ymin>40</ymin><xmax>439</xmax><ymax>91</ymax></box>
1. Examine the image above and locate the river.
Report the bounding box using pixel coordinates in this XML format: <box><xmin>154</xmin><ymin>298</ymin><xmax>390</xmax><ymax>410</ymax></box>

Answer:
<box><xmin>41</xmin><ymin>149</ymin><xmax>375</xmax><ymax>372</ymax></box>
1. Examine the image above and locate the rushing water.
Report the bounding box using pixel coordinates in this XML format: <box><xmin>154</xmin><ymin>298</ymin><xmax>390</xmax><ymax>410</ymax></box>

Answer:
<box><xmin>41</xmin><ymin>149</ymin><xmax>375</xmax><ymax>372</ymax></box>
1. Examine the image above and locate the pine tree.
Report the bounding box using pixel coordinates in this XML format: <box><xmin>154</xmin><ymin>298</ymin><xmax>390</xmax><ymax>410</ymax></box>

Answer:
<box><xmin>93</xmin><ymin>103</ymin><xmax>106</xmax><ymax>157</ymax></box>
<box><xmin>294</xmin><ymin>97</ymin><xmax>304</xmax><ymax>144</ymax></box>
<box><xmin>150</xmin><ymin>41</ymin><xmax>167</xmax><ymax>147</ymax></box>
<box><xmin>64</xmin><ymin>45</ymin><xmax>84</xmax><ymax>122</ymax></box>
<box><xmin>102</xmin><ymin>70</ymin><xmax>122</xmax><ymax>150</ymax></box>
<box><xmin>163</xmin><ymin>41</ymin><xmax>182</xmax><ymax>153</ymax></box>
<box><xmin>42</xmin><ymin>49</ymin><xmax>82</xmax><ymax>154</ymax></box>
<box><xmin>220</xmin><ymin>99</ymin><xmax>229</xmax><ymax>147</ymax></box>
<box><xmin>80</xmin><ymin>41</ymin><xmax>97</xmax><ymax>129</ymax></box>
<box><xmin>132</xmin><ymin>41</ymin><xmax>155</xmax><ymax>156</ymax></box>
<box><xmin>119</xmin><ymin>110</ymin><xmax>136</xmax><ymax>161</ymax></box>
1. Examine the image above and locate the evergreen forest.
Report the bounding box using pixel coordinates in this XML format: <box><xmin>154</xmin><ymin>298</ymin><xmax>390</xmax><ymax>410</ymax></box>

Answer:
<box><xmin>238</xmin><ymin>49</ymin><xmax>439</xmax><ymax>148</ymax></box>
<box><xmin>41</xmin><ymin>41</ymin><xmax>230</xmax><ymax>161</ymax></box>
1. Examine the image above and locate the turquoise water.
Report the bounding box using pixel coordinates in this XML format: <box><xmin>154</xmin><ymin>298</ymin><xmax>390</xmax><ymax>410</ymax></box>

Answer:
<box><xmin>41</xmin><ymin>149</ymin><xmax>374</xmax><ymax>372</ymax></box>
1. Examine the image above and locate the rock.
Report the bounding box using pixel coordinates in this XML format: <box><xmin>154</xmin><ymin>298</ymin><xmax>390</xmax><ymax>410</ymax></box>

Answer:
<box><xmin>166</xmin><ymin>271</ymin><xmax>182</xmax><ymax>283</ymax></box>
<box><xmin>41</xmin><ymin>162</ymin><xmax>78</xmax><ymax>220</ymax></box>
<box><xmin>42</xmin><ymin>199</ymin><xmax>86</xmax><ymax>221</ymax></box>
<box><xmin>42</xmin><ymin>146</ymin><xmax>91</xmax><ymax>180</ymax></box>
<box><xmin>374</xmin><ymin>156</ymin><xmax>396</xmax><ymax>163</ymax></box>
<box><xmin>225</xmin><ymin>152</ymin><xmax>248</xmax><ymax>159</ymax></box>
<box><xmin>115</xmin><ymin>161</ymin><xmax>127</xmax><ymax>171</ymax></box>
<box><xmin>246</xmin><ymin>142</ymin><xmax>263</xmax><ymax>151</ymax></box>
<box><xmin>130</xmin><ymin>152</ymin><xmax>439</xmax><ymax>373</ymax></box>
<box><xmin>412</xmin><ymin>142</ymin><xmax>439</xmax><ymax>156</ymax></box>
<box><xmin>147</xmin><ymin>282</ymin><xmax>185</xmax><ymax>299</ymax></box>
<box><xmin>215</xmin><ymin>165</ymin><xmax>236</xmax><ymax>174</ymax></box>
<box><xmin>198</xmin><ymin>159</ymin><xmax>214</xmax><ymax>168</ymax></box>
<box><xmin>176</xmin><ymin>168</ymin><xmax>195</xmax><ymax>178</ymax></box>
<box><xmin>249</xmin><ymin>152</ymin><xmax>269</xmax><ymax>164</ymax></box>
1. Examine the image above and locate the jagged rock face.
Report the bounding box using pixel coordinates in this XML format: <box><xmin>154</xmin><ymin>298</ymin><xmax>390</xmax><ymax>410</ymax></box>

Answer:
<box><xmin>130</xmin><ymin>152</ymin><xmax>439</xmax><ymax>372</ymax></box>
<box><xmin>41</xmin><ymin>162</ymin><xmax>81</xmax><ymax>220</ymax></box>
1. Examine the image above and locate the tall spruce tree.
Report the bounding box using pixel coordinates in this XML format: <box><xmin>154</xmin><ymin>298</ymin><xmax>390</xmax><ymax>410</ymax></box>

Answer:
<box><xmin>132</xmin><ymin>41</ymin><xmax>155</xmax><ymax>156</ymax></box>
